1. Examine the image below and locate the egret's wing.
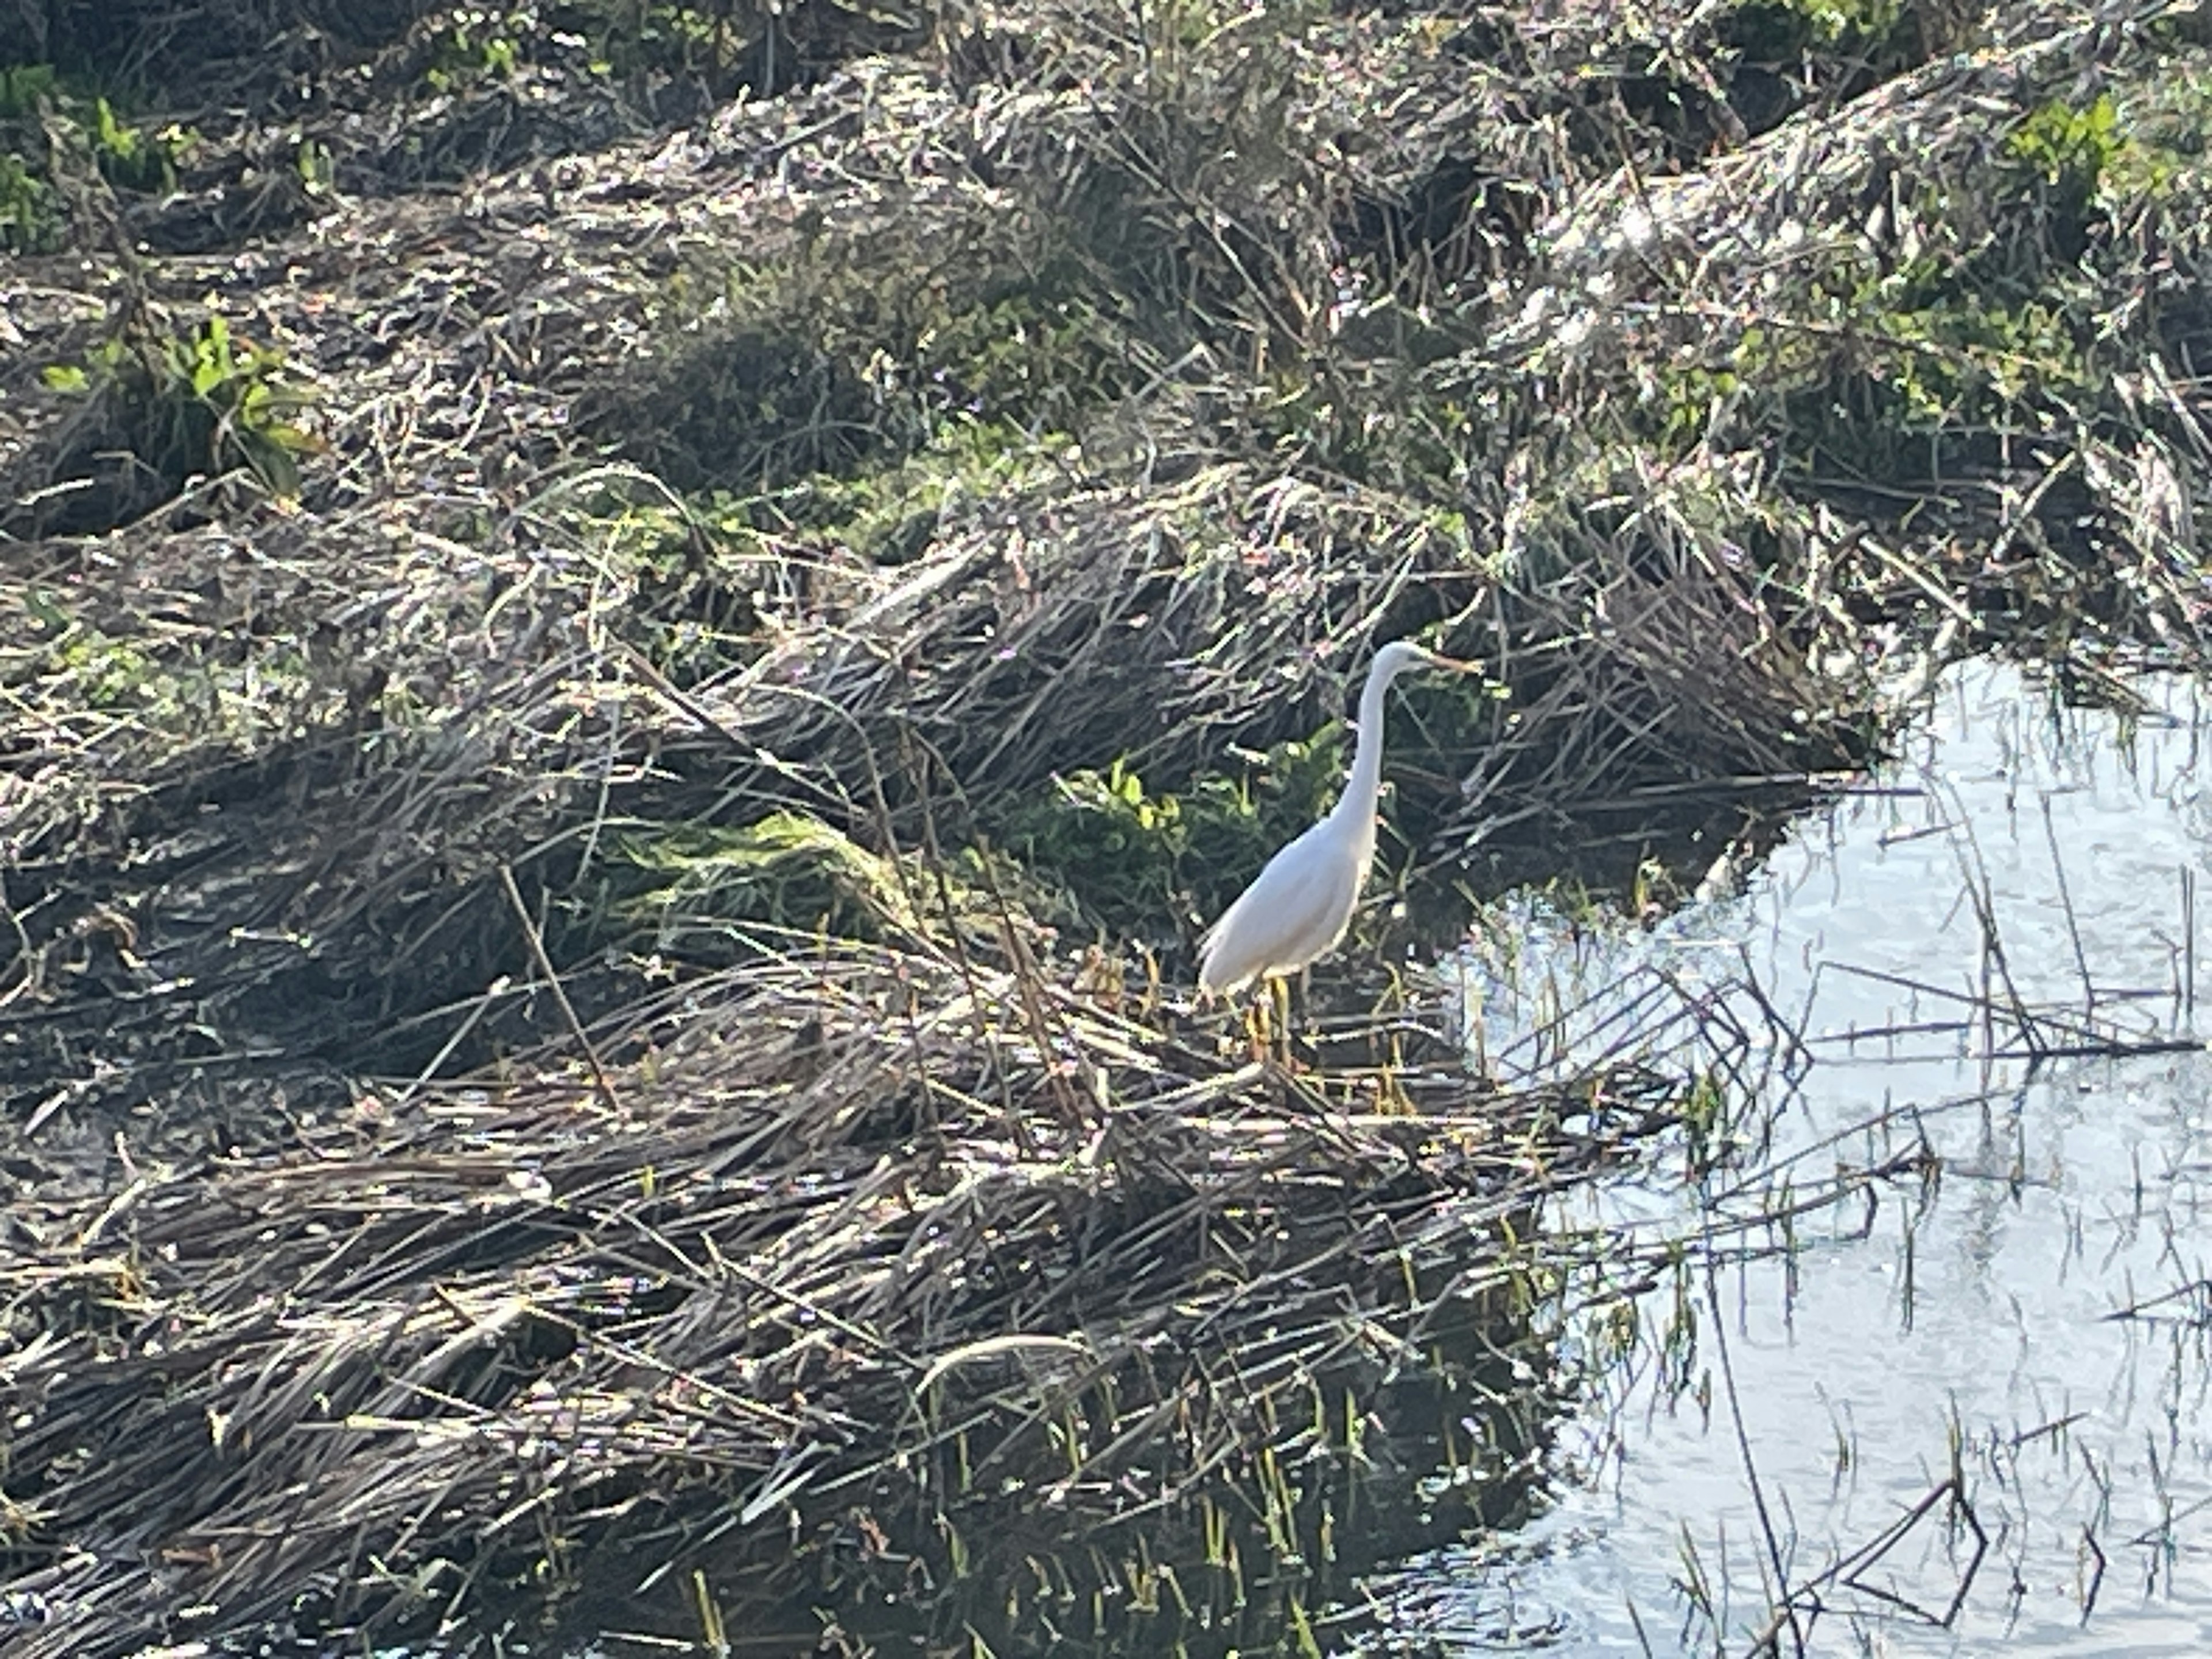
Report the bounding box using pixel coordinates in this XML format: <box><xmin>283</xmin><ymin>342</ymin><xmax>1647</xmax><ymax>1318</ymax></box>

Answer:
<box><xmin>1196</xmin><ymin>828</ymin><xmax>1322</xmax><ymax>955</ymax></box>
<box><xmin>1196</xmin><ymin>826</ymin><xmax>1361</xmax><ymax>993</ymax></box>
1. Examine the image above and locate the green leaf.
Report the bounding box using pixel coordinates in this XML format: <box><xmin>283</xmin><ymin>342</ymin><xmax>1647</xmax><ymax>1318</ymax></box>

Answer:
<box><xmin>263</xmin><ymin>421</ymin><xmax>322</xmax><ymax>454</ymax></box>
<box><xmin>24</xmin><ymin>588</ymin><xmax>70</xmax><ymax>634</ymax></box>
<box><xmin>251</xmin><ymin>441</ymin><xmax>301</xmax><ymax>498</ymax></box>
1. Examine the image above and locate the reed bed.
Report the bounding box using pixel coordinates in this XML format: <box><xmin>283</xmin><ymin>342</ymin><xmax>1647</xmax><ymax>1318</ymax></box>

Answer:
<box><xmin>0</xmin><ymin>914</ymin><xmax>1694</xmax><ymax>1656</ymax></box>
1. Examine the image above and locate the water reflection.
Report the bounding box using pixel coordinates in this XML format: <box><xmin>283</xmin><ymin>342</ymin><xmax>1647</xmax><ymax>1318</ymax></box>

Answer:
<box><xmin>1379</xmin><ymin>660</ymin><xmax>2212</xmax><ymax>1656</ymax></box>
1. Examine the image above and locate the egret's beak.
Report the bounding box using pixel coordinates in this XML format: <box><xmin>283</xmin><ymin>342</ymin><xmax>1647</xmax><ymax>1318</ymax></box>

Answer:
<box><xmin>1423</xmin><ymin>650</ymin><xmax>1484</xmax><ymax>674</ymax></box>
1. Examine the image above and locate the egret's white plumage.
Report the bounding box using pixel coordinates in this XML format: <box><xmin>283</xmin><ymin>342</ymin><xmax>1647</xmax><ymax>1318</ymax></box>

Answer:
<box><xmin>1196</xmin><ymin>639</ymin><xmax>1478</xmax><ymax>997</ymax></box>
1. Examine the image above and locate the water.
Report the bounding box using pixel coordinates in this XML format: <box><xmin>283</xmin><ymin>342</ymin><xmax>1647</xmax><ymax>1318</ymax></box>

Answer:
<box><xmin>1378</xmin><ymin>660</ymin><xmax>2212</xmax><ymax>1656</ymax></box>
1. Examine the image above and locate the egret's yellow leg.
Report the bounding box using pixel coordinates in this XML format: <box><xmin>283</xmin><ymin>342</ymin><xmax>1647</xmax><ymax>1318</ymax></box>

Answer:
<box><xmin>1243</xmin><ymin>991</ymin><xmax>1270</xmax><ymax>1065</ymax></box>
<box><xmin>1271</xmin><ymin>974</ymin><xmax>1294</xmax><ymax>1070</ymax></box>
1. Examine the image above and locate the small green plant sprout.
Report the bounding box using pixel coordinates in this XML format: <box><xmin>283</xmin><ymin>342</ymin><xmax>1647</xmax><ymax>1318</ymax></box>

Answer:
<box><xmin>427</xmin><ymin>12</ymin><xmax>521</xmax><ymax>92</ymax></box>
<box><xmin>158</xmin><ymin>316</ymin><xmax>320</xmax><ymax>494</ymax></box>
<box><xmin>295</xmin><ymin>136</ymin><xmax>334</xmax><ymax>198</ymax></box>
<box><xmin>0</xmin><ymin>150</ymin><xmax>62</xmax><ymax>252</ymax></box>
<box><xmin>90</xmin><ymin>97</ymin><xmax>179</xmax><ymax>193</ymax></box>
<box><xmin>54</xmin><ymin>315</ymin><xmax>323</xmax><ymax>497</ymax></box>
<box><xmin>23</xmin><ymin>587</ymin><xmax>71</xmax><ymax>638</ymax></box>
<box><xmin>0</xmin><ymin>63</ymin><xmax>58</xmax><ymax>116</ymax></box>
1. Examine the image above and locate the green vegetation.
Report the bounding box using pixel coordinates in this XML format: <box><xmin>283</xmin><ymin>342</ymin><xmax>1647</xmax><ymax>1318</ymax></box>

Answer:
<box><xmin>424</xmin><ymin>10</ymin><xmax>521</xmax><ymax>90</ymax></box>
<box><xmin>0</xmin><ymin>62</ymin><xmax>62</xmax><ymax>251</ymax></box>
<box><xmin>580</xmin><ymin>2</ymin><xmax>751</xmax><ymax>77</ymax></box>
<box><xmin>87</xmin><ymin>96</ymin><xmax>183</xmax><ymax>192</ymax></box>
<box><xmin>43</xmin><ymin>622</ymin><xmax>164</xmax><ymax>711</ymax></box>
<box><xmin>0</xmin><ymin>61</ymin><xmax>58</xmax><ymax>115</ymax></box>
<box><xmin>0</xmin><ymin>149</ymin><xmax>60</xmax><ymax>250</ymax></box>
<box><xmin>0</xmin><ymin>58</ymin><xmax>194</xmax><ymax>257</ymax></box>
<box><xmin>1781</xmin><ymin>0</ymin><xmax>1907</xmax><ymax>43</ymax></box>
<box><xmin>295</xmin><ymin>134</ymin><xmax>334</xmax><ymax>196</ymax></box>
<box><xmin>1724</xmin><ymin>0</ymin><xmax>1912</xmax><ymax>53</ymax></box>
<box><xmin>1628</xmin><ymin>69</ymin><xmax>2212</xmax><ymax>485</ymax></box>
<box><xmin>612</xmin><ymin>809</ymin><xmax>980</xmax><ymax>948</ymax></box>
<box><xmin>774</xmin><ymin>418</ymin><xmax>1063</xmax><ymax>560</ymax></box>
<box><xmin>1001</xmin><ymin>736</ymin><xmax>1346</xmax><ymax>927</ymax></box>
<box><xmin>2009</xmin><ymin>91</ymin><xmax>2126</xmax><ymax>191</ymax></box>
<box><xmin>75</xmin><ymin>314</ymin><xmax>320</xmax><ymax>497</ymax></box>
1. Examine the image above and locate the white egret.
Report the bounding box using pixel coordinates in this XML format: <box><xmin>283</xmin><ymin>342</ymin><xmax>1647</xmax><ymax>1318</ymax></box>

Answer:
<box><xmin>1197</xmin><ymin>639</ymin><xmax>1482</xmax><ymax>1001</ymax></box>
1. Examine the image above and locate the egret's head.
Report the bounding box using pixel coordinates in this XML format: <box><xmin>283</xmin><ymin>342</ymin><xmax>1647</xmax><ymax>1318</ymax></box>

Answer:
<box><xmin>1370</xmin><ymin>640</ymin><xmax>1431</xmax><ymax>681</ymax></box>
<box><xmin>1370</xmin><ymin>639</ymin><xmax>1481</xmax><ymax>684</ymax></box>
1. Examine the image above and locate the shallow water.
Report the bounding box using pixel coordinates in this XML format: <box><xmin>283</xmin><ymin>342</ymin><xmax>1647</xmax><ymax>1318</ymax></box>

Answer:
<box><xmin>1371</xmin><ymin>659</ymin><xmax>2212</xmax><ymax>1656</ymax></box>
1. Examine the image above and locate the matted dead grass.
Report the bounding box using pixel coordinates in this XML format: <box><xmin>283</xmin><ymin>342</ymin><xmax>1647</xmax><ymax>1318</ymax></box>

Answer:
<box><xmin>0</xmin><ymin>910</ymin><xmax>1702</xmax><ymax>1656</ymax></box>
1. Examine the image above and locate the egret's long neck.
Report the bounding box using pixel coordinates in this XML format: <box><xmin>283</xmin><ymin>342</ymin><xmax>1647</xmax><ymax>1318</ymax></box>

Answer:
<box><xmin>1328</xmin><ymin>658</ymin><xmax>1400</xmax><ymax>833</ymax></box>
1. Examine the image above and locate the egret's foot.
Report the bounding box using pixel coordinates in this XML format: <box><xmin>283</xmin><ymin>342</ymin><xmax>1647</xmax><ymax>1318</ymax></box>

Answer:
<box><xmin>1242</xmin><ymin>999</ymin><xmax>1270</xmax><ymax>1066</ymax></box>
